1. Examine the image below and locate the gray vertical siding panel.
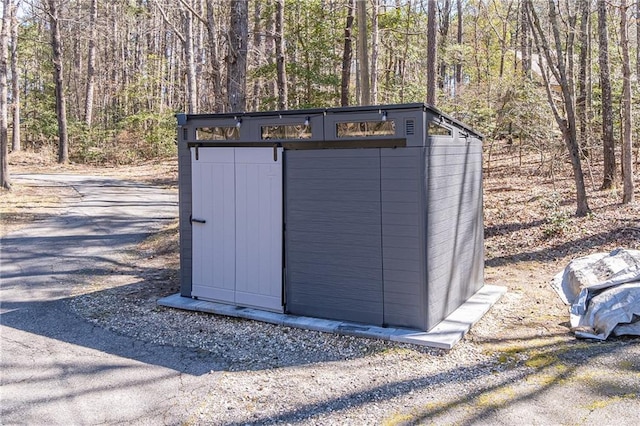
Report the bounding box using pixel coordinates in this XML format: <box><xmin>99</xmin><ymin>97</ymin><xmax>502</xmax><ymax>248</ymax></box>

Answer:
<box><xmin>380</xmin><ymin>148</ymin><xmax>428</xmax><ymax>329</ymax></box>
<box><xmin>425</xmin><ymin>138</ymin><xmax>484</xmax><ymax>329</ymax></box>
<box><xmin>178</xmin><ymin>132</ymin><xmax>193</xmax><ymax>297</ymax></box>
<box><xmin>285</xmin><ymin>149</ymin><xmax>384</xmax><ymax>325</ymax></box>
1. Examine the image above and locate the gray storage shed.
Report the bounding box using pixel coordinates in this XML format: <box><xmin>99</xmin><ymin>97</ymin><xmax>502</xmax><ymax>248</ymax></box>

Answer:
<box><xmin>177</xmin><ymin>103</ymin><xmax>484</xmax><ymax>332</ymax></box>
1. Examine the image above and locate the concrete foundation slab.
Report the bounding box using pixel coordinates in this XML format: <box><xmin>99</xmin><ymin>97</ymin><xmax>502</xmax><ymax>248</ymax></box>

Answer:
<box><xmin>157</xmin><ymin>284</ymin><xmax>506</xmax><ymax>349</ymax></box>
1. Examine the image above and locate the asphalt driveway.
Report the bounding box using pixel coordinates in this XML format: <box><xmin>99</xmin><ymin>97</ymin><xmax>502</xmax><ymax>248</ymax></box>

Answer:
<box><xmin>0</xmin><ymin>174</ymin><xmax>214</xmax><ymax>424</ymax></box>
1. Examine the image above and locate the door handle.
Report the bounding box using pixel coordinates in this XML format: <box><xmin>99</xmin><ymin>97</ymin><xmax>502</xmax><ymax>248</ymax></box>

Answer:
<box><xmin>273</xmin><ymin>144</ymin><xmax>278</xmax><ymax>161</ymax></box>
<box><xmin>190</xmin><ymin>215</ymin><xmax>206</xmax><ymax>224</ymax></box>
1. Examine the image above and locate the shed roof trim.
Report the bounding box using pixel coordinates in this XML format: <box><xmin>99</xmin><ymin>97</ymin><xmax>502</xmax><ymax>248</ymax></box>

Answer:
<box><xmin>178</xmin><ymin>103</ymin><xmax>483</xmax><ymax>139</ymax></box>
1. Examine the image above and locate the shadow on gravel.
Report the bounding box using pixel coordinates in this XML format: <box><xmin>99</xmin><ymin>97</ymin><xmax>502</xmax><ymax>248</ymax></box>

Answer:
<box><xmin>221</xmin><ymin>335</ymin><xmax>639</xmax><ymax>425</ymax></box>
<box><xmin>403</xmin><ymin>336</ymin><xmax>640</xmax><ymax>425</ymax></box>
<box><xmin>0</xmin><ymin>208</ymin><xmax>224</xmax><ymax>375</ymax></box>
<box><xmin>0</xmin><ymin>299</ymin><xmax>220</xmax><ymax>377</ymax></box>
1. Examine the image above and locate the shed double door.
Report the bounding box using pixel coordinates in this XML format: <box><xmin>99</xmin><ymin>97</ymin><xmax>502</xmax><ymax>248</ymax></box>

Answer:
<box><xmin>191</xmin><ymin>147</ymin><xmax>283</xmax><ymax>312</ymax></box>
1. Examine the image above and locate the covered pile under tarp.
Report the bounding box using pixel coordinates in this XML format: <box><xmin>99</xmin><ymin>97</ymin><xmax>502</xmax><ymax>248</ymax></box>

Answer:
<box><xmin>551</xmin><ymin>248</ymin><xmax>640</xmax><ymax>340</ymax></box>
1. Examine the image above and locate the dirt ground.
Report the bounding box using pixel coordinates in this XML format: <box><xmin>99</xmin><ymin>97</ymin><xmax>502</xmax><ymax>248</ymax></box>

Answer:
<box><xmin>2</xmin><ymin>145</ymin><xmax>639</xmax><ymax>354</ymax></box>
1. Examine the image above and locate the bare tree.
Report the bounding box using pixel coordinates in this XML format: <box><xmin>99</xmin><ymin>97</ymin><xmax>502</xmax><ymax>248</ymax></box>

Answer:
<box><xmin>183</xmin><ymin>6</ymin><xmax>197</xmax><ymax>113</ymax></box>
<box><xmin>251</xmin><ymin>0</ymin><xmax>262</xmax><ymax>111</ymax></box>
<box><xmin>455</xmin><ymin>0</ymin><xmax>463</xmax><ymax>86</ymax></box>
<box><xmin>156</xmin><ymin>0</ymin><xmax>198</xmax><ymax>113</ymax></box>
<box><xmin>84</xmin><ymin>0</ymin><xmax>97</xmax><ymax>126</ymax></box>
<box><xmin>357</xmin><ymin>0</ymin><xmax>370</xmax><ymax>105</ymax></box>
<box><xmin>576</xmin><ymin>0</ymin><xmax>590</xmax><ymax>157</ymax></box>
<box><xmin>371</xmin><ymin>0</ymin><xmax>379</xmax><ymax>104</ymax></box>
<box><xmin>520</xmin><ymin>0</ymin><xmax>530</xmax><ymax>77</ymax></box>
<box><xmin>426</xmin><ymin>0</ymin><xmax>437</xmax><ymax>105</ymax></box>
<box><xmin>620</xmin><ymin>0</ymin><xmax>634</xmax><ymax>203</ymax></box>
<box><xmin>438</xmin><ymin>0</ymin><xmax>451</xmax><ymax>90</ymax></box>
<box><xmin>598</xmin><ymin>0</ymin><xmax>615</xmax><ymax>190</ymax></box>
<box><xmin>205</xmin><ymin>0</ymin><xmax>224</xmax><ymax>112</ymax></box>
<box><xmin>1</xmin><ymin>0</ymin><xmax>11</xmax><ymax>189</ymax></box>
<box><xmin>637</xmin><ymin>0</ymin><xmax>640</xmax><ymax>77</ymax></box>
<box><xmin>527</xmin><ymin>0</ymin><xmax>590</xmax><ymax>216</ymax></box>
<box><xmin>47</xmin><ymin>0</ymin><xmax>69</xmax><ymax>164</ymax></box>
<box><xmin>340</xmin><ymin>0</ymin><xmax>355</xmax><ymax>106</ymax></box>
<box><xmin>10</xmin><ymin>0</ymin><xmax>18</xmax><ymax>151</ymax></box>
<box><xmin>265</xmin><ymin>2</ymin><xmax>276</xmax><ymax>107</ymax></box>
<box><xmin>228</xmin><ymin>0</ymin><xmax>248</xmax><ymax>112</ymax></box>
<box><xmin>275</xmin><ymin>0</ymin><xmax>287</xmax><ymax>110</ymax></box>
<box><xmin>487</xmin><ymin>0</ymin><xmax>516</xmax><ymax>79</ymax></box>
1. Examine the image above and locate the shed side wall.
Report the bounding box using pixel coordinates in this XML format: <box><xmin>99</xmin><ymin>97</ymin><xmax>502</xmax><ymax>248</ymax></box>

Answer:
<box><xmin>425</xmin><ymin>135</ymin><xmax>484</xmax><ymax>329</ymax></box>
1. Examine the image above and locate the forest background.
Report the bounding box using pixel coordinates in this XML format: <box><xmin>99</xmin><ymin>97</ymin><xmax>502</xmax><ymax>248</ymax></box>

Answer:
<box><xmin>0</xmin><ymin>0</ymin><xmax>639</xmax><ymax>215</ymax></box>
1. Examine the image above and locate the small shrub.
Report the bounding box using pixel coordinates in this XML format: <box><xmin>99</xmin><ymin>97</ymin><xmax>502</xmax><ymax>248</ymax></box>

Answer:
<box><xmin>68</xmin><ymin>112</ymin><xmax>177</xmax><ymax>165</ymax></box>
<box><xmin>542</xmin><ymin>193</ymin><xmax>570</xmax><ymax>238</ymax></box>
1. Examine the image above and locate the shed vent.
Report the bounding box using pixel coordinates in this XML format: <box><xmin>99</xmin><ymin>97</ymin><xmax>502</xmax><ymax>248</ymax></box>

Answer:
<box><xmin>405</xmin><ymin>119</ymin><xmax>415</xmax><ymax>136</ymax></box>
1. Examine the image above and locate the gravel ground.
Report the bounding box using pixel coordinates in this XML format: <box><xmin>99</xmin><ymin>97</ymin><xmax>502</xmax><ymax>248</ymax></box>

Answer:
<box><xmin>66</xmin><ymin>248</ymin><xmax>640</xmax><ymax>425</ymax></box>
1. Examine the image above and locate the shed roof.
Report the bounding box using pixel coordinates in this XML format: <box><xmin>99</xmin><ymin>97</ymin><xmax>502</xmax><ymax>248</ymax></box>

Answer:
<box><xmin>178</xmin><ymin>103</ymin><xmax>483</xmax><ymax>139</ymax></box>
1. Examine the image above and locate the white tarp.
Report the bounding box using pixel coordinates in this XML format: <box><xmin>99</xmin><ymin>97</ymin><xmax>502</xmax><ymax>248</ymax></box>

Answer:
<box><xmin>551</xmin><ymin>248</ymin><xmax>640</xmax><ymax>340</ymax></box>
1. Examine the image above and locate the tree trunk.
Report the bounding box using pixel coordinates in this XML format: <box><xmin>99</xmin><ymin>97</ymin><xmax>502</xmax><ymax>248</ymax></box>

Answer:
<box><xmin>1</xmin><ymin>0</ymin><xmax>11</xmax><ymax>189</ymax></box>
<box><xmin>438</xmin><ymin>0</ymin><xmax>451</xmax><ymax>91</ymax></box>
<box><xmin>9</xmin><ymin>0</ymin><xmax>18</xmax><ymax>152</ymax></box>
<box><xmin>157</xmin><ymin>0</ymin><xmax>198</xmax><ymax>114</ymax></box>
<box><xmin>275</xmin><ymin>0</ymin><xmax>287</xmax><ymax>110</ymax></box>
<box><xmin>527</xmin><ymin>0</ymin><xmax>590</xmax><ymax>216</ymax></box>
<box><xmin>48</xmin><ymin>0</ymin><xmax>69</xmax><ymax>164</ymax></box>
<box><xmin>426</xmin><ymin>0</ymin><xmax>437</xmax><ymax>105</ymax></box>
<box><xmin>455</xmin><ymin>0</ymin><xmax>463</xmax><ymax>85</ymax></box>
<box><xmin>265</xmin><ymin>2</ymin><xmax>276</xmax><ymax>108</ymax></box>
<box><xmin>227</xmin><ymin>0</ymin><xmax>248</xmax><ymax>112</ymax></box>
<box><xmin>598</xmin><ymin>0</ymin><xmax>616</xmax><ymax>190</ymax></box>
<box><xmin>357</xmin><ymin>0</ymin><xmax>370</xmax><ymax>105</ymax></box>
<box><xmin>205</xmin><ymin>0</ymin><xmax>223</xmax><ymax>112</ymax></box>
<box><xmin>184</xmin><ymin>8</ymin><xmax>197</xmax><ymax>113</ymax></box>
<box><xmin>340</xmin><ymin>0</ymin><xmax>355</xmax><ymax>106</ymax></box>
<box><xmin>251</xmin><ymin>0</ymin><xmax>262</xmax><ymax>111</ymax></box>
<box><xmin>620</xmin><ymin>0</ymin><xmax>634</xmax><ymax>203</ymax></box>
<box><xmin>637</xmin><ymin>0</ymin><xmax>640</xmax><ymax>77</ymax></box>
<box><xmin>84</xmin><ymin>0</ymin><xmax>97</xmax><ymax>126</ymax></box>
<box><xmin>370</xmin><ymin>0</ymin><xmax>379</xmax><ymax>104</ymax></box>
<box><xmin>398</xmin><ymin>1</ymin><xmax>413</xmax><ymax>103</ymax></box>
<box><xmin>495</xmin><ymin>2</ymin><xmax>515</xmax><ymax>80</ymax></box>
<box><xmin>576</xmin><ymin>0</ymin><xmax>590</xmax><ymax>157</ymax></box>
<box><xmin>520</xmin><ymin>0</ymin><xmax>530</xmax><ymax>77</ymax></box>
